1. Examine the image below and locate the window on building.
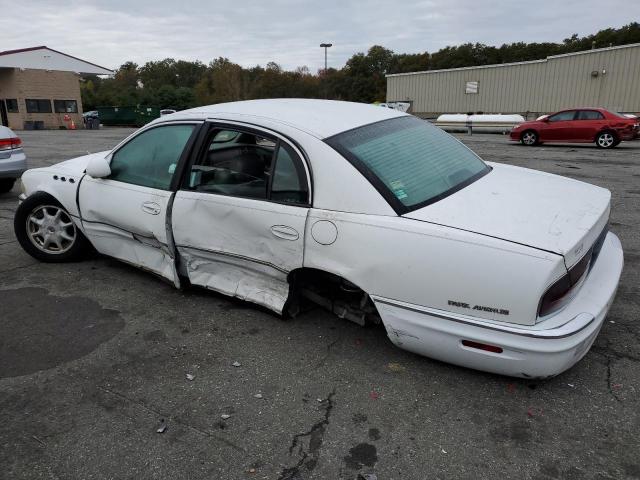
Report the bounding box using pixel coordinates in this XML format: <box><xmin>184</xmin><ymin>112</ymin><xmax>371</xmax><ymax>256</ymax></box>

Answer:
<box><xmin>25</xmin><ymin>99</ymin><xmax>52</xmax><ymax>113</ymax></box>
<box><xmin>53</xmin><ymin>100</ymin><xmax>79</xmax><ymax>113</ymax></box>
<box><xmin>465</xmin><ymin>81</ymin><xmax>479</xmax><ymax>94</ymax></box>
<box><xmin>5</xmin><ymin>99</ymin><xmax>18</xmax><ymax>113</ymax></box>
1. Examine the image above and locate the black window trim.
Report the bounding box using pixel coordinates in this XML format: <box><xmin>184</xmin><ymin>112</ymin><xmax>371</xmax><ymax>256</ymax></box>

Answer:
<box><xmin>25</xmin><ymin>98</ymin><xmax>52</xmax><ymax>114</ymax></box>
<box><xmin>53</xmin><ymin>99</ymin><xmax>79</xmax><ymax>113</ymax></box>
<box><xmin>5</xmin><ymin>98</ymin><xmax>19</xmax><ymax>113</ymax></box>
<box><xmin>324</xmin><ymin>116</ymin><xmax>491</xmax><ymax>216</ymax></box>
<box><xmin>103</xmin><ymin>120</ymin><xmax>203</xmax><ymax>191</ymax></box>
<box><xmin>177</xmin><ymin>119</ymin><xmax>313</xmax><ymax>208</ymax></box>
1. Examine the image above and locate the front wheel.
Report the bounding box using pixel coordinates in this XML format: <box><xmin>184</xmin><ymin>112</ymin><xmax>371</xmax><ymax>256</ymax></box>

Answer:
<box><xmin>596</xmin><ymin>131</ymin><xmax>617</xmax><ymax>149</ymax></box>
<box><xmin>520</xmin><ymin>130</ymin><xmax>538</xmax><ymax>146</ymax></box>
<box><xmin>14</xmin><ymin>192</ymin><xmax>90</xmax><ymax>262</ymax></box>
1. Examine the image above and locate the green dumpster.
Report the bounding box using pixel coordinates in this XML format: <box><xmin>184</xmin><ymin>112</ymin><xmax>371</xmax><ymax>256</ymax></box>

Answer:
<box><xmin>97</xmin><ymin>106</ymin><xmax>160</xmax><ymax>127</ymax></box>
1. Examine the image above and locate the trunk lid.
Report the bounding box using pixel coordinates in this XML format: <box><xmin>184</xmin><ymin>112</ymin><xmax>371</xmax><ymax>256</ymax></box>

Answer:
<box><xmin>403</xmin><ymin>162</ymin><xmax>610</xmax><ymax>268</ymax></box>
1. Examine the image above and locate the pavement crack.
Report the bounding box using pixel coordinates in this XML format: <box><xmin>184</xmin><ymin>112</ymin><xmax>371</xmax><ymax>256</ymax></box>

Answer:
<box><xmin>605</xmin><ymin>358</ymin><xmax>622</xmax><ymax>403</ymax></box>
<box><xmin>278</xmin><ymin>388</ymin><xmax>336</xmax><ymax>480</ymax></box>
<box><xmin>0</xmin><ymin>262</ymin><xmax>39</xmax><ymax>274</ymax></box>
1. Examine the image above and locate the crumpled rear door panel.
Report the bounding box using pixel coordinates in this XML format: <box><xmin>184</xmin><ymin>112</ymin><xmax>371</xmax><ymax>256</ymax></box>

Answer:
<box><xmin>172</xmin><ymin>191</ymin><xmax>307</xmax><ymax>313</ymax></box>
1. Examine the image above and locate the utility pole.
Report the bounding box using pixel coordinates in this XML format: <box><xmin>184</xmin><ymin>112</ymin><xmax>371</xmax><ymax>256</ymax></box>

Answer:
<box><xmin>319</xmin><ymin>43</ymin><xmax>332</xmax><ymax>74</ymax></box>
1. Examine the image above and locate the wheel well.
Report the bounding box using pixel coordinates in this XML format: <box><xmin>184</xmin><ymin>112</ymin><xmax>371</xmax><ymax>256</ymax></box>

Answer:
<box><xmin>286</xmin><ymin>267</ymin><xmax>380</xmax><ymax>326</ymax></box>
<box><xmin>596</xmin><ymin>129</ymin><xmax>617</xmax><ymax>141</ymax></box>
<box><xmin>521</xmin><ymin>129</ymin><xmax>537</xmax><ymax>138</ymax></box>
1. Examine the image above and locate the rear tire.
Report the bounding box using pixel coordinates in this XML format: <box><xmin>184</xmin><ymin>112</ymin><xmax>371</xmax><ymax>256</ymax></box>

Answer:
<box><xmin>14</xmin><ymin>192</ymin><xmax>90</xmax><ymax>262</ymax></box>
<box><xmin>520</xmin><ymin>130</ymin><xmax>538</xmax><ymax>146</ymax></box>
<box><xmin>0</xmin><ymin>178</ymin><xmax>15</xmax><ymax>193</ymax></box>
<box><xmin>596</xmin><ymin>131</ymin><xmax>617</xmax><ymax>149</ymax></box>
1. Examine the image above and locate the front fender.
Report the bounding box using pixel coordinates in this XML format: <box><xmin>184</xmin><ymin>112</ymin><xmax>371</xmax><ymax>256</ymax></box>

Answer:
<box><xmin>20</xmin><ymin>168</ymin><xmax>84</xmax><ymax>227</ymax></box>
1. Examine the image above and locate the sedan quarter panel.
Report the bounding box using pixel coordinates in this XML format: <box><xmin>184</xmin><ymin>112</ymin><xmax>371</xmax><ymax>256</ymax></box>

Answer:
<box><xmin>303</xmin><ymin>209</ymin><xmax>566</xmax><ymax>326</ymax></box>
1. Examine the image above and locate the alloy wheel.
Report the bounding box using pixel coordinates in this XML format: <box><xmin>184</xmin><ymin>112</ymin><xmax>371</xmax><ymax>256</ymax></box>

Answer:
<box><xmin>26</xmin><ymin>205</ymin><xmax>76</xmax><ymax>254</ymax></box>
<box><xmin>522</xmin><ymin>132</ymin><xmax>537</xmax><ymax>145</ymax></box>
<box><xmin>597</xmin><ymin>133</ymin><xmax>615</xmax><ymax>148</ymax></box>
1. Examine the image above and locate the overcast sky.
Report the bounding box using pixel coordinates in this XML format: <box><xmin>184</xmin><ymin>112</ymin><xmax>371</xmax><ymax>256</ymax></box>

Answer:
<box><xmin>1</xmin><ymin>0</ymin><xmax>638</xmax><ymax>72</ymax></box>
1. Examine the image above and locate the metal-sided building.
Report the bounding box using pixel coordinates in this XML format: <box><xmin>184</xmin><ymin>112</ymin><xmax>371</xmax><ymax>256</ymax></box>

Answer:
<box><xmin>0</xmin><ymin>46</ymin><xmax>112</xmax><ymax>130</ymax></box>
<box><xmin>386</xmin><ymin>43</ymin><xmax>640</xmax><ymax>119</ymax></box>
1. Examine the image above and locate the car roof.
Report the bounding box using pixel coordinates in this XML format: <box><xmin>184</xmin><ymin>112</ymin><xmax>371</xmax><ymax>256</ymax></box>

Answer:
<box><xmin>157</xmin><ymin>99</ymin><xmax>408</xmax><ymax>139</ymax></box>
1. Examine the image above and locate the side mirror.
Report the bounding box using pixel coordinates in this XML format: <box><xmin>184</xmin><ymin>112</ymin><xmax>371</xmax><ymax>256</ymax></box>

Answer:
<box><xmin>86</xmin><ymin>155</ymin><xmax>111</xmax><ymax>178</ymax></box>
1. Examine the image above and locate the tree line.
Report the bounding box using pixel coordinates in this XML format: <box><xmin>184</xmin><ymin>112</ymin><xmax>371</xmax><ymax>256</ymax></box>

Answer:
<box><xmin>81</xmin><ymin>22</ymin><xmax>640</xmax><ymax>111</ymax></box>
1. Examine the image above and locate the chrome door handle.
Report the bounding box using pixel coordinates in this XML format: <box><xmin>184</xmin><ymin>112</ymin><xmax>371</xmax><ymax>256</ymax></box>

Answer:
<box><xmin>141</xmin><ymin>201</ymin><xmax>161</xmax><ymax>215</ymax></box>
<box><xmin>270</xmin><ymin>225</ymin><xmax>299</xmax><ymax>241</ymax></box>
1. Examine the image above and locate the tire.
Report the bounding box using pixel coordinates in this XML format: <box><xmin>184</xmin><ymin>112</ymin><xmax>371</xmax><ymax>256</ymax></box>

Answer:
<box><xmin>596</xmin><ymin>131</ymin><xmax>617</xmax><ymax>149</ymax></box>
<box><xmin>0</xmin><ymin>178</ymin><xmax>15</xmax><ymax>193</ymax></box>
<box><xmin>14</xmin><ymin>192</ymin><xmax>90</xmax><ymax>262</ymax></box>
<box><xmin>520</xmin><ymin>130</ymin><xmax>538</xmax><ymax>146</ymax></box>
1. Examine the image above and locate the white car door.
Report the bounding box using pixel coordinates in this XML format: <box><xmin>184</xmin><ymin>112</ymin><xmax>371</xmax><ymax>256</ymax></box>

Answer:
<box><xmin>171</xmin><ymin>122</ymin><xmax>311</xmax><ymax>313</ymax></box>
<box><xmin>79</xmin><ymin>122</ymin><xmax>199</xmax><ymax>284</ymax></box>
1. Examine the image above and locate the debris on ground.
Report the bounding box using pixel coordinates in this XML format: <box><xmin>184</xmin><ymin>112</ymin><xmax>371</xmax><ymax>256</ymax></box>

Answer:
<box><xmin>186</xmin><ymin>373</ymin><xmax>195</xmax><ymax>381</ymax></box>
<box><xmin>253</xmin><ymin>393</ymin><xmax>263</xmax><ymax>399</ymax></box>
<box><xmin>232</xmin><ymin>361</ymin><xmax>242</xmax><ymax>367</ymax></box>
<box><xmin>221</xmin><ymin>414</ymin><xmax>232</xmax><ymax>420</ymax></box>
<box><xmin>386</xmin><ymin>362</ymin><xmax>405</xmax><ymax>372</ymax></box>
<box><xmin>156</xmin><ymin>422</ymin><xmax>167</xmax><ymax>434</ymax></box>
<box><xmin>369</xmin><ymin>391</ymin><xmax>380</xmax><ymax>400</ymax></box>
<box><xmin>358</xmin><ymin>474</ymin><xmax>377</xmax><ymax>480</ymax></box>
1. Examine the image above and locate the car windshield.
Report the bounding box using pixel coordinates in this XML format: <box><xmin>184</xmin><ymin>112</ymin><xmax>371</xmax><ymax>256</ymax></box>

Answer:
<box><xmin>327</xmin><ymin>116</ymin><xmax>490</xmax><ymax>212</ymax></box>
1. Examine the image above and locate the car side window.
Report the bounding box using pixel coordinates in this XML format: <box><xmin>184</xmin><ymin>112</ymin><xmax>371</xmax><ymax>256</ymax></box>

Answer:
<box><xmin>109</xmin><ymin>125</ymin><xmax>195</xmax><ymax>190</ymax></box>
<box><xmin>187</xmin><ymin>129</ymin><xmax>274</xmax><ymax>199</ymax></box>
<box><xmin>271</xmin><ymin>143</ymin><xmax>309</xmax><ymax>204</ymax></box>
<box><xmin>577</xmin><ymin>110</ymin><xmax>604</xmax><ymax>120</ymax></box>
<box><xmin>186</xmin><ymin>127</ymin><xmax>309</xmax><ymax>204</ymax></box>
<box><xmin>548</xmin><ymin>111</ymin><xmax>577</xmax><ymax>122</ymax></box>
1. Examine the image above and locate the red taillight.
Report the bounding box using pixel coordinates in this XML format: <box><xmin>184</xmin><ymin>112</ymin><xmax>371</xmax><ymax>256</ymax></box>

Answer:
<box><xmin>0</xmin><ymin>137</ymin><xmax>22</xmax><ymax>151</ymax></box>
<box><xmin>462</xmin><ymin>340</ymin><xmax>503</xmax><ymax>354</ymax></box>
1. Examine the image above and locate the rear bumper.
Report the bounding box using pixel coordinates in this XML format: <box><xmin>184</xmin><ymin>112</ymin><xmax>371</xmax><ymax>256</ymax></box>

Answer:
<box><xmin>0</xmin><ymin>150</ymin><xmax>27</xmax><ymax>179</ymax></box>
<box><xmin>373</xmin><ymin>232</ymin><xmax>624</xmax><ymax>378</ymax></box>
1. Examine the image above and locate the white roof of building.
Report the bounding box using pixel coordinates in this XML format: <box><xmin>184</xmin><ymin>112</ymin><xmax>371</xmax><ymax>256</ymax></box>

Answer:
<box><xmin>172</xmin><ymin>99</ymin><xmax>407</xmax><ymax>139</ymax></box>
<box><xmin>0</xmin><ymin>46</ymin><xmax>112</xmax><ymax>75</ymax></box>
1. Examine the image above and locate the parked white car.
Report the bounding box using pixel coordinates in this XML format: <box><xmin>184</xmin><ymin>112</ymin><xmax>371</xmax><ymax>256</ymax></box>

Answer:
<box><xmin>0</xmin><ymin>125</ymin><xmax>27</xmax><ymax>193</ymax></box>
<box><xmin>14</xmin><ymin>99</ymin><xmax>623</xmax><ymax>378</ymax></box>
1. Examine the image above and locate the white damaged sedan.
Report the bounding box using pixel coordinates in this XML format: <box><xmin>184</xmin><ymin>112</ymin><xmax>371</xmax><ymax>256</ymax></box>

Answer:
<box><xmin>14</xmin><ymin>99</ymin><xmax>623</xmax><ymax>378</ymax></box>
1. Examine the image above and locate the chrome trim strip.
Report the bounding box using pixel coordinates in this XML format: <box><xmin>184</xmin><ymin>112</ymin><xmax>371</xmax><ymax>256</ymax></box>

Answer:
<box><xmin>371</xmin><ymin>297</ymin><xmax>595</xmax><ymax>339</ymax></box>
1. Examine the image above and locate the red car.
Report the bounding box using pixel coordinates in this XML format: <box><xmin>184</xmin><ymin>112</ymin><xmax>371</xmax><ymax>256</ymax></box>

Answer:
<box><xmin>510</xmin><ymin>108</ymin><xmax>639</xmax><ymax>148</ymax></box>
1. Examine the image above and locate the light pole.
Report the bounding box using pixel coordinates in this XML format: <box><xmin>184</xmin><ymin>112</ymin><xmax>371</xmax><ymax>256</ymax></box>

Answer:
<box><xmin>319</xmin><ymin>43</ymin><xmax>332</xmax><ymax>74</ymax></box>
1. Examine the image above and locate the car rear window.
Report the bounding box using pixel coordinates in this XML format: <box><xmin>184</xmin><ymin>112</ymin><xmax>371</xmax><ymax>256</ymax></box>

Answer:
<box><xmin>326</xmin><ymin>116</ymin><xmax>490</xmax><ymax>213</ymax></box>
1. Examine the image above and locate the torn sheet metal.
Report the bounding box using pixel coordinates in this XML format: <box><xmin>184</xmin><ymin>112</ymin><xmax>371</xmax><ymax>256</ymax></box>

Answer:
<box><xmin>178</xmin><ymin>246</ymin><xmax>290</xmax><ymax>313</ymax></box>
<box><xmin>172</xmin><ymin>191</ymin><xmax>307</xmax><ymax>314</ymax></box>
